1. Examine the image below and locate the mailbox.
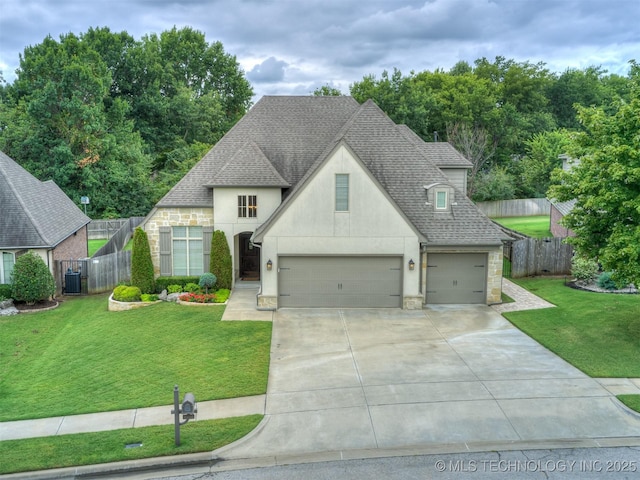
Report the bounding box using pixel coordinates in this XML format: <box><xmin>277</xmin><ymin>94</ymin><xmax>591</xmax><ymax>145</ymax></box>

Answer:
<box><xmin>182</xmin><ymin>392</ymin><xmax>196</xmax><ymax>419</ymax></box>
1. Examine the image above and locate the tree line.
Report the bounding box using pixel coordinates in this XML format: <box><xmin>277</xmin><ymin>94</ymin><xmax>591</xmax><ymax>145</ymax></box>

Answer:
<box><xmin>0</xmin><ymin>27</ymin><xmax>252</xmax><ymax>218</ymax></box>
<box><xmin>0</xmin><ymin>29</ymin><xmax>634</xmax><ymax>215</ymax></box>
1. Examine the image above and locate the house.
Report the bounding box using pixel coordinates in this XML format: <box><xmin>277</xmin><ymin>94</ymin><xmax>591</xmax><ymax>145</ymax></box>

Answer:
<box><xmin>143</xmin><ymin>96</ymin><xmax>510</xmax><ymax>309</ymax></box>
<box><xmin>549</xmin><ymin>154</ymin><xmax>579</xmax><ymax>238</ymax></box>
<box><xmin>0</xmin><ymin>151</ymin><xmax>91</xmax><ymax>284</ymax></box>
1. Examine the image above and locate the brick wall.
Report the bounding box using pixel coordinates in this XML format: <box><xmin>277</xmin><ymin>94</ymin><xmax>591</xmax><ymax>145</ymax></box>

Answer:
<box><xmin>52</xmin><ymin>226</ymin><xmax>88</xmax><ymax>261</ymax></box>
<box><xmin>550</xmin><ymin>206</ymin><xmax>575</xmax><ymax>237</ymax></box>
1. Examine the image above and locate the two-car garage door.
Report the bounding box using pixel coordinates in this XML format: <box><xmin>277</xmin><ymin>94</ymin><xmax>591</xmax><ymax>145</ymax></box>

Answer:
<box><xmin>278</xmin><ymin>256</ymin><xmax>402</xmax><ymax>308</ymax></box>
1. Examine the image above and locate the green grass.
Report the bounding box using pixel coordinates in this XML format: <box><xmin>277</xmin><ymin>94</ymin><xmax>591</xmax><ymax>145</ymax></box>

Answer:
<box><xmin>0</xmin><ymin>295</ymin><xmax>272</xmax><ymax>421</ymax></box>
<box><xmin>0</xmin><ymin>415</ymin><xmax>262</xmax><ymax>475</ymax></box>
<box><xmin>504</xmin><ymin>278</ymin><xmax>640</xmax><ymax>377</ymax></box>
<box><xmin>88</xmin><ymin>239</ymin><xmax>108</xmax><ymax>256</ymax></box>
<box><xmin>618</xmin><ymin>395</ymin><xmax>640</xmax><ymax>414</ymax></box>
<box><xmin>494</xmin><ymin>215</ymin><xmax>552</xmax><ymax>238</ymax></box>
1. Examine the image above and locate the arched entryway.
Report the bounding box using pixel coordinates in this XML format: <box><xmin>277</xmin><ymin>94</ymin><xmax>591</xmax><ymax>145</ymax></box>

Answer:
<box><xmin>238</xmin><ymin>232</ymin><xmax>260</xmax><ymax>281</ymax></box>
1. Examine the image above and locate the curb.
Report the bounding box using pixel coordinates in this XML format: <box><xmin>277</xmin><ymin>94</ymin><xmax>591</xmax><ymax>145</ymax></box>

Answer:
<box><xmin>3</xmin><ymin>436</ymin><xmax>640</xmax><ymax>479</ymax></box>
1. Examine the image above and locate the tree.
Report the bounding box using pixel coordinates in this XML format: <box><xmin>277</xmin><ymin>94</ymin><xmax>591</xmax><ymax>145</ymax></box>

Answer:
<box><xmin>549</xmin><ymin>62</ymin><xmax>640</xmax><ymax>286</ymax></box>
<box><xmin>11</xmin><ymin>252</ymin><xmax>56</xmax><ymax>305</ymax></box>
<box><xmin>313</xmin><ymin>84</ymin><xmax>343</xmax><ymax>96</ymax></box>
<box><xmin>446</xmin><ymin>122</ymin><xmax>496</xmax><ymax>198</ymax></box>
<box><xmin>130</xmin><ymin>227</ymin><xmax>155</xmax><ymax>294</ymax></box>
<box><xmin>518</xmin><ymin>129</ymin><xmax>573</xmax><ymax>197</ymax></box>
<box><xmin>209</xmin><ymin>230</ymin><xmax>232</xmax><ymax>290</ymax></box>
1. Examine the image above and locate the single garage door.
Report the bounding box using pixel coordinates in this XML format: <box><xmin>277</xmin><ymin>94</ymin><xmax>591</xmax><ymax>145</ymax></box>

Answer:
<box><xmin>278</xmin><ymin>256</ymin><xmax>402</xmax><ymax>308</ymax></box>
<box><xmin>426</xmin><ymin>253</ymin><xmax>487</xmax><ymax>304</ymax></box>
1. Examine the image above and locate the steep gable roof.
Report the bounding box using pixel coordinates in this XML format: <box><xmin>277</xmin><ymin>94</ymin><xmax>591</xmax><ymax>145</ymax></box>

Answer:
<box><xmin>255</xmin><ymin>100</ymin><xmax>506</xmax><ymax>245</ymax></box>
<box><xmin>157</xmin><ymin>96</ymin><xmax>360</xmax><ymax>206</ymax></box>
<box><xmin>206</xmin><ymin>141</ymin><xmax>289</xmax><ymax>187</ymax></box>
<box><xmin>0</xmin><ymin>151</ymin><xmax>90</xmax><ymax>248</ymax></box>
<box><xmin>157</xmin><ymin>96</ymin><xmax>508</xmax><ymax>245</ymax></box>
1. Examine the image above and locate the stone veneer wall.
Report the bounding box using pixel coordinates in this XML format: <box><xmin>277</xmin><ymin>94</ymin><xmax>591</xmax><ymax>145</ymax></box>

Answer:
<box><xmin>487</xmin><ymin>248</ymin><xmax>503</xmax><ymax>304</ymax></box>
<box><xmin>144</xmin><ymin>207</ymin><xmax>214</xmax><ymax>276</ymax></box>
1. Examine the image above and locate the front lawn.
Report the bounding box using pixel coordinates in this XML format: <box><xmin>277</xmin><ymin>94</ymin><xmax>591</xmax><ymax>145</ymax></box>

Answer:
<box><xmin>0</xmin><ymin>415</ymin><xmax>262</xmax><ymax>475</ymax></box>
<box><xmin>0</xmin><ymin>295</ymin><xmax>272</xmax><ymax>421</ymax></box>
<box><xmin>504</xmin><ymin>278</ymin><xmax>640</xmax><ymax>377</ymax></box>
<box><xmin>494</xmin><ymin>215</ymin><xmax>552</xmax><ymax>238</ymax></box>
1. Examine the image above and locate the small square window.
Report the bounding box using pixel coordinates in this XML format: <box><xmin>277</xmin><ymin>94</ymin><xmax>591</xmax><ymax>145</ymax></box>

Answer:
<box><xmin>238</xmin><ymin>195</ymin><xmax>257</xmax><ymax>218</ymax></box>
<box><xmin>435</xmin><ymin>190</ymin><xmax>448</xmax><ymax>210</ymax></box>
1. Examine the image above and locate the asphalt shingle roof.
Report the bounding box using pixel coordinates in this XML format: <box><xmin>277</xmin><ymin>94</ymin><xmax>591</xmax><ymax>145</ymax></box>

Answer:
<box><xmin>157</xmin><ymin>96</ymin><xmax>508</xmax><ymax>246</ymax></box>
<box><xmin>0</xmin><ymin>151</ymin><xmax>90</xmax><ymax>248</ymax></box>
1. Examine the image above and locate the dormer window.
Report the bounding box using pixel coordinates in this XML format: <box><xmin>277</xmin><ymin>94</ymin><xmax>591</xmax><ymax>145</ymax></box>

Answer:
<box><xmin>435</xmin><ymin>190</ymin><xmax>448</xmax><ymax>210</ymax></box>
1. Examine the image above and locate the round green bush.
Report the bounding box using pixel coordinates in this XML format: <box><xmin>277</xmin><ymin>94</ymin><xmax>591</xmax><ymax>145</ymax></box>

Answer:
<box><xmin>571</xmin><ymin>256</ymin><xmax>598</xmax><ymax>283</ymax></box>
<box><xmin>596</xmin><ymin>271</ymin><xmax>618</xmax><ymax>290</ymax></box>
<box><xmin>113</xmin><ymin>285</ymin><xmax>142</xmax><ymax>302</ymax></box>
<box><xmin>11</xmin><ymin>252</ymin><xmax>55</xmax><ymax>305</ymax></box>
<box><xmin>167</xmin><ymin>284</ymin><xmax>183</xmax><ymax>294</ymax></box>
<box><xmin>199</xmin><ymin>273</ymin><xmax>217</xmax><ymax>293</ymax></box>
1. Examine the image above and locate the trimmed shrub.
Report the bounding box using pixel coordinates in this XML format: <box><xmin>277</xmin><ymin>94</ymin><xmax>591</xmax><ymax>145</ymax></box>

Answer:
<box><xmin>571</xmin><ymin>256</ymin><xmax>598</xmax><ymax>283</ymax></box>
<box><xmin>184</xmin><ymin>282</ymin><xmax>201</xmax><ymax>293</ymax></box>
<box><xmin>596</xmin><ymin>271</ymin><xmax>618</xmax><ymax>290</ymax></box>
<box><xmin>199</xmin><ymin>273</ymin><xmax>217</xmax><ymax>293</ymax></box>
<box><xmin>215</xmin><ymin>288</ymin><xmax>231</xmax><ymax>303</ymax></box>
<box><xmin>11</xmin><ymin>252</ymin><xmax>55</xmax><ymax>305</ymax></box>
<box><xmin>141</xmin><ymin>293</ymin><xmax>159</xmax><ymax>302</ymax></box>
<box><xmin>167</xmin><ymin>284</ymin><xmax>183</xmax><ymax>294</ymax></box>
<box><xmin>210</xmin><ymin>230</ymin><xmax>232</xmax><ymax>290</ymax></box>
<box><xmin>130</xmin><ymin>227</ymin><xmax>155</xmax><ymax>294</ymax></box>
<box><xmin>113</xmin><ymin>285</ymin><xmax>142</xmax><ymax>302</ymax></box>
<box><xmin>155</xmin><ymin>276</ymin><xmax>200</xmax><ymax>293</ymax></box>
<box><xmin>0</xmin><ymin>284</ymin><xmax>12</xmax><ymax>300</ymax></box>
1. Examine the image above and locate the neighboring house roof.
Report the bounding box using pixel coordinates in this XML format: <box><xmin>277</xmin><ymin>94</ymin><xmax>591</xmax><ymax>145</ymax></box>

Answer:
<box><xmin>156</xmin><ymin>96</ymin><xmax>508</xmax><ymax>246</ymax></box>
<box><xmin>0</xmin><ymin>151</ymin><xmax>91</xmax><ymax>249</ymax></box>
<box><xmin>551</xmin><ymin>198</ymin><xmax>577</xmax><ymax>217</ymax></box>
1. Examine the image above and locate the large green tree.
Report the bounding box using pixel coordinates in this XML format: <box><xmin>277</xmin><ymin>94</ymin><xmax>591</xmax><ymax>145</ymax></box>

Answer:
<box><xmin>0</xmin><ymin>27</ymin><xmax>253</xmax><ymax>218</ymax></box>
<box><xmin>549</xmin><ymin>62</ymin><xmax>640</xmax><ymax>286</ymax></box>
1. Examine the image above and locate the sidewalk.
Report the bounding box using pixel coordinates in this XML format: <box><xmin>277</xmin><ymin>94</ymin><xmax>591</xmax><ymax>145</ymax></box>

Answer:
<box><xmin>0</xmin><ymin>395</ymin><xmax>265</xmax><ymax>442</ymax></box>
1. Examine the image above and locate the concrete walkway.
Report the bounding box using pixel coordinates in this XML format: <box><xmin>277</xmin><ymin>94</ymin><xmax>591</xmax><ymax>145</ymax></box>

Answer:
<box><xmin>491</xmin><ymin>278</ymin><xmax>555</xmax><ymax>313</ymax></box>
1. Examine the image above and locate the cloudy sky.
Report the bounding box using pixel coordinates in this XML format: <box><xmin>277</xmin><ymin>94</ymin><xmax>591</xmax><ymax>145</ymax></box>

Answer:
<box><xmin>1</xmin><ymin>0</ymin><xmax>638</xmax><ymax>99</ymax></box>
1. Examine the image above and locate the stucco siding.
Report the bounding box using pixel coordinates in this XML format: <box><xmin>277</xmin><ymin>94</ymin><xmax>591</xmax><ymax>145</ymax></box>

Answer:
<box><xmin>259</xmin><ymin>145</ymin><xmax>421</xmax><ymax>306</ymax></box>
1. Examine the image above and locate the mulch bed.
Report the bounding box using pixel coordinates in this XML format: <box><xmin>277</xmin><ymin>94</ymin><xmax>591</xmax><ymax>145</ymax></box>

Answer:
<box><xmin>14</xmin><ymin>300</ymin><xmax>59</xmax><ymax>311</ymax></box>
<box><xmin>566</xmin><ymin>280</ymin><xmax>638</xmax><ymax>294</ymax></box>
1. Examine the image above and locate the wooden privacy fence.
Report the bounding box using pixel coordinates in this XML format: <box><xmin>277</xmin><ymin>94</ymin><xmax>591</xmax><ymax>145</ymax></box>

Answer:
<box><xmin>93</xmin><ymin>217</ymin><xmax>145</xmax><ymax>257</ymax></box>
<box><xmin>87</xmin><ymin>219</ymin><xmax>130</xmax><ymax>239</ymax></box>
<box><xmin>476</xmin><ymin>198</ymin><xmax>551</xmax><ymax>218</ymax></box>
<box><xmin>56</xmin><ymin>251</ymin><xmax>133</xmax><ymax>295</ymax></box>
<box><xmin>508</xmin><ymin>237</ymin><xmax>573</xmax><ymax>278</ymax></box>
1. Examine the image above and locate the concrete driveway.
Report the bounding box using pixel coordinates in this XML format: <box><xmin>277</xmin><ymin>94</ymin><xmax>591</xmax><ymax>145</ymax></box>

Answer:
<box><xmin>216</xmin><ymin>305</ymin><xmax>640</xmax><ymax>459</ymax></box>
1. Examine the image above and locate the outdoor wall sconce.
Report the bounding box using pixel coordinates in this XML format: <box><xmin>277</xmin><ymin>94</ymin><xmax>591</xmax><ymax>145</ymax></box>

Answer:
<box><xmin>408</xmin><ymin>259</ymin><xmax>415</xmax><ymax>270</ymax></box>
<box><xmin>266</xmin><ymin>259</ymin><xmax>273</xmax><ymax>271</ymax></box>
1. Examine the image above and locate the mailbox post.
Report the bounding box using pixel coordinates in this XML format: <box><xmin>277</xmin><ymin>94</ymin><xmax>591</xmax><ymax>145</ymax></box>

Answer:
<box><xmin>171</xmin><ymin>385</ymin><xmax>197</xmax><ymax>446</ymax></box>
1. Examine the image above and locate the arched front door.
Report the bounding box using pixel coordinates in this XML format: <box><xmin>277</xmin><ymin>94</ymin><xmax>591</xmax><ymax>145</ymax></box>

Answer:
<box><xmin>239</xmin><ymin>232</ymin><xmax>260</xmax><ymax>281</ymax></box>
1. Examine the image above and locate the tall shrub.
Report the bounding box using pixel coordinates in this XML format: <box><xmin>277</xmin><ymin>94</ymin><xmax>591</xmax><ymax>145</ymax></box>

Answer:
<box><xmin>210</xmin><ymin>230</ymin><xmax>232</xmax><ymax>289</ymax></box>
<box><xmin>11</xmin><ymin>252</ymin><xmax>55</xmax><ymax>305</ymax></box>
<box><xmin>130</xmin><ymin>227</ymin><xmax>155</xmax><ymax>294</ymax></box>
